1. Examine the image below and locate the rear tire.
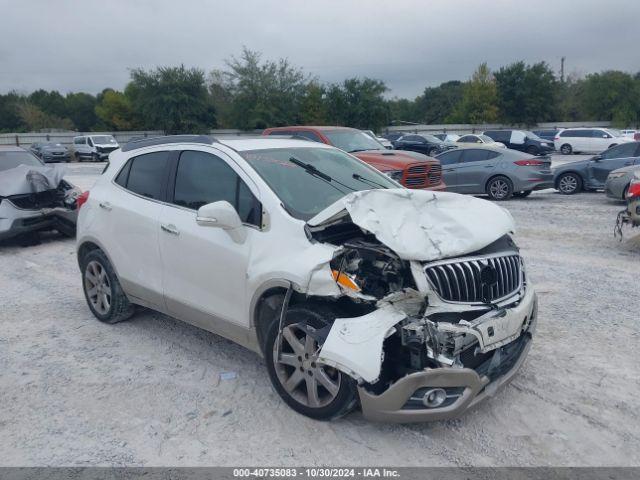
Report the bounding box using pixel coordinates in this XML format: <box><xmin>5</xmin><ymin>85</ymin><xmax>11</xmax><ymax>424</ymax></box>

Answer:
<box><xmin>81</xmin><ymin>249</ymin><xmax>135</xmax><ymax>324</ymax></box>
<box><xmin>557</xmin><ymin>172</ymin><xmax>582</xmax><ymax>195</ymax></box>
<box><xmin>486</xmin><ymin>176</ymin><xmax>514</xmax><ymax>201</ymax></box>
<box><xmin>264</xmin><ymin>302</ymin><xmax>358</xmax><ymax>421</ymax></box>
<box><xmin>609</xmin><ymin>144</ymin><xmax>617</xmax><ymax>149</ymax></box>
<box><xmin>560</xmin><ymin>144</ymin><xmax>573</xmax><ymax>155</ymax></box>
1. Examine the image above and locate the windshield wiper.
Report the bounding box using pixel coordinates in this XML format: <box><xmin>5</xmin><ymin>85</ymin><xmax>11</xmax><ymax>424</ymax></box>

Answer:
<box><xmin>348</xmin><ymin>148</ymin><xmax>372</xmax><ymax>153</ymax></box>
<box><xmin>288</xmin><ymin>157</ymin><xmax>356</xmax><ymax>192</ymax></box>
<box><xmin>352</xmin><ymin>173</ymin><xmax>388</xmax><ymax>189</ymax></box>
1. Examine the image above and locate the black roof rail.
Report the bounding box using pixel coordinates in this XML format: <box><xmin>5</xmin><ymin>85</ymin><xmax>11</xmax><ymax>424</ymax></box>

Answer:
<box><xmin>120</xmin><ymin>135</ymin><xmax>219</xmax><ymax>152</ymax></box>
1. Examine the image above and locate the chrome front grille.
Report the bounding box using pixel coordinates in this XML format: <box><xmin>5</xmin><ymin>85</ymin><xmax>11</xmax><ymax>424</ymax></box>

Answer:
<box><xmin>428</xmin><ymin>164</ymin><xmax>442</xmax><ymax>186</ymax></box>
<box><xmin>425</xmin><ymin>253</ymin><xmax>523</xmax><ymax>303</ymax></box>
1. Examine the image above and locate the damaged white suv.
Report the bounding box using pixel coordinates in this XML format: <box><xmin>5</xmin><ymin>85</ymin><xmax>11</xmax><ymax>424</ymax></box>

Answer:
<box><xmin>77</xmin><ymin>135</ymin><xmax>537</xmax><ymax>422</ymax></box>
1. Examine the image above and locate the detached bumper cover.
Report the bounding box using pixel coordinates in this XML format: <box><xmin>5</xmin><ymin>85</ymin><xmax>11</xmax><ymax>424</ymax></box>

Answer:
<box><xmin>0</xmin><ymin>201</ymin><xmax>77</xmax><ymax>240</ymax></box>
<box><xmin>358</xmin><ymin>291</ymin><xmax>537</xmax><ymax>423</ymax></box>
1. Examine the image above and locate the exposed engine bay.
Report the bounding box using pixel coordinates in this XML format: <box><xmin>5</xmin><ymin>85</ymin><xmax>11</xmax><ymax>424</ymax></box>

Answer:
<box><xmin>300</xmin><ymin>189</ymin><xmax>536</xmax><ymax>400</ymax></box>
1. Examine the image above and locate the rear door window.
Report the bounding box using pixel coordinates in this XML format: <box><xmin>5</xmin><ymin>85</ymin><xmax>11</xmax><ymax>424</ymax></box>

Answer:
<box><xmin>294</xmin><ymin>131</ymin><xmax>322</xmax><ymax>142</ymax></box>
<box><xmin>461</xmin><ymin>149</ymin><xmax>499</xmax><ymax>163</ymax></box>
<box><xmin>118</xmin><ymin>151</ymin><xmax>170</xmax><ymax>200</ymax></box>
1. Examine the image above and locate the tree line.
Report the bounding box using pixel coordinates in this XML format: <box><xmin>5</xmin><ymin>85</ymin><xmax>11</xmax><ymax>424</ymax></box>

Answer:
<box><xmin>1</xmin><ymin>48</ymin><xmax>639</xmax><ymax>134</ymax></box>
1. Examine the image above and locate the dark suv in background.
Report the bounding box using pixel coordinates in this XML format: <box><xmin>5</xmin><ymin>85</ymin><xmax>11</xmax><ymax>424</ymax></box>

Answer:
<box><xmin>393</xmin><ymin>134</ymin><xmax>455</xmax><ymax>157</ymax></box>
<box><xmin>484</xmin><ymin>130</ymin><xmax>555</xmax><ymax>156</ymax></box>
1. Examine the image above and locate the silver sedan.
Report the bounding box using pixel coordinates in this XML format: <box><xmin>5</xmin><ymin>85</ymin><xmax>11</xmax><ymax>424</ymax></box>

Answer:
<box><xmin>605</xmin><ymin>165</ymin><xmax>640</xmax><ymax>200</ymax></box>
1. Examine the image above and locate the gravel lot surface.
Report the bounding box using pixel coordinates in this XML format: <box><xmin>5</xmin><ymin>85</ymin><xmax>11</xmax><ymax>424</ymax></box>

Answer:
<box><xmin>1</xmin><ymin>157</ymin><xmax>639</xmax><ymax>466</ymax></box>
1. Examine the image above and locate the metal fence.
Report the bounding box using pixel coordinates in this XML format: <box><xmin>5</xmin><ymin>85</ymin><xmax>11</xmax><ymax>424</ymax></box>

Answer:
<box><xmin>0</xmin><ymin>122</ymin><xmax>615</xmax><ymax>148</ymax></box>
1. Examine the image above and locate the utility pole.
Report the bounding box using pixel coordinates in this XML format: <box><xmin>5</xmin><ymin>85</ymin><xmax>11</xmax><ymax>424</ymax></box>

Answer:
<box><xmin>560</xmin><ymin>57</ymin><xmax>565</xmax><ymax>83</ymax></box>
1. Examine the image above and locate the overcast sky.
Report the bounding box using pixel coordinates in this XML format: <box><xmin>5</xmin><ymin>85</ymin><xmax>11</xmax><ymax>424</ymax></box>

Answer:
<box><xmin>1</xmin><ymin>0</ymin><xmax>639</xmax><ymax>98</ymax></box>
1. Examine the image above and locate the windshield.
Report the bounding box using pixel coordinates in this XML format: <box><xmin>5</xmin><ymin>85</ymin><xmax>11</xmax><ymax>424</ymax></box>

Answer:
<box><xmin>522</xmin><ymin>131</ymin><xmax>544</xmax><ymax>141</ymax></box>
<box><xmin>606</xmin><ymin>129</ymin><xmax>622</xmax><ymax>137</ymax></box>
<box><xmin>241</xmin><ymin>147</ymin><xmax>398</xmax><ymax>220</ymax></box>
<box><xmin>479</xmin><ymin>135</ymin><xmax>494</xmax><ymax>142</ymax></box>
<box><xmin>422</xmin><ymin>134</ymin><xmax>443</xmax><ymax>143</ymax></box>
<box><xmin>42</xmin><ymin>143</ymin><xmax>66</xmax><ymax>149</ymax></box>
<box><xmin>323</xmin><ymin>130</ymin><xmax>384</xmax><ymax>153</ymax></box>
<box><xmin>91</xmin><ymin>135</ymin><xmax>117</xmax><ymax>144</ymax></box>
<box><xmin>0</xmin><ymin>151</ymin><xmax>44</xmax><ymax>171</ymax></box>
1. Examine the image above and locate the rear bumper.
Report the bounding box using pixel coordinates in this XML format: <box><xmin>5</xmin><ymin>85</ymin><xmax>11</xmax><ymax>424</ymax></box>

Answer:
<box><xmin>0</xmin><ymin>202</ymin><xmax>77</xmax><ymax>240</ymax></box>
<box><xmin>358</xmin><ymin>291</ymin><xmax>537</xmax><ymax>423</ymax></box>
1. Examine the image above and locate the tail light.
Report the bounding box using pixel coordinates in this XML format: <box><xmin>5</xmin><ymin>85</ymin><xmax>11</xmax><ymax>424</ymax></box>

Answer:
<box><xmin>77</xmin><ymin>190</ymin><xmax>90</xmax><ymax>209</ymax></box>
<box><xmin>554</xmin><ymin>136</ymin><xmax>560</xmax><ymax>141</ymax></box>
<box><xmin>627</xmin><ymin>181</ymin><xmax>640</xmax><ymax>199</ymax></box>
<box><xmin>514</xmin><ymin>159</ymin><xmax>545</xmax><ymax>166</ymax></box>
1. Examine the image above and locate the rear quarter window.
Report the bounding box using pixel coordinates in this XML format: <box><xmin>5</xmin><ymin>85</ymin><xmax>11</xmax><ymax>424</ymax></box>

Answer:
<box><xmin>115</xmin><ymin>151</ymin><xmax>170</xmax><ymax>200</ymax></box>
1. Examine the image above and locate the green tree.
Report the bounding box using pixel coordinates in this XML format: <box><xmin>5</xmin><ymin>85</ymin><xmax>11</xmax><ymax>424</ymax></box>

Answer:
<box><xmin>449</xmin><ymin>63</ymin><xmax>499</xmax><ymax>124</ymax></box>
<box><xmin>28</xmin><ymin>90</ymin><xmax>69</xmax><ymax>119</ymax></box>
<box><xmin>387</xmin><ymin>97</ymin><xmax>420</xmax><ymax>125</ymax></box>
<box><xmin>221</xmin><ymin>48</ymin><xmax>309</xmax><ymax>129</ymax></box>
<box><xmin>300</xmin><ymin>82</ymin><xmax>328</xmax><ymax>125</ymax></box>
<box><xmin>580</xmin><ymin>71</ymin><xmax>640</xmax><ymax>126</ymax></box>
<box><xmin>415</xmin><ymin>80</ymin><xmax>464</xmax><ymax>124</ymax></box>
<box><xmin>494</xmin><ymin>61</ymin><xmax>557</xmax><ymax>125</ymax></box>
<box><xmin>16</xmin><ymin>102</ymin><xmax>74</xmax><ymax>131</ymax></box>
<box><xmin>0</xmin><ymin>92</ymin><xmax>24</xmax><ymax>132</ymax></box>
<box><xmin>127</xmin><ymin>65</ymin><xmax>216</xmax><ymax>134</ymax></box>
<box><xmin>95</xmin><ymin>89</ymin><xmax>138</xmax><ymax>130</ymax></box>
<box><xmin>325</xmin><ymin>77</ymin><xmax>388</xmax><ymax>130</ymax></box>
<box><xmin>65</xmin><ymin>92</ymin><xmax>98</xmax><ymax>131</ymax></box>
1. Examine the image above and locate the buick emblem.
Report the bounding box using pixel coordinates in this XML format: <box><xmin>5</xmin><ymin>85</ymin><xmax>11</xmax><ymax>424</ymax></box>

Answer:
<box><xmin>480</xmin><ymin>263</ymin><xmax>498</xmax><ymax>304</ymax></box>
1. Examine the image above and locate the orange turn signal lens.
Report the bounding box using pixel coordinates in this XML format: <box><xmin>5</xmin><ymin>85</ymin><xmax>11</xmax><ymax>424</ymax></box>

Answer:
<box><xmin>331</xmin><ymin>269</ymin><xmax>361</xmax><ymax>292</ymax></box>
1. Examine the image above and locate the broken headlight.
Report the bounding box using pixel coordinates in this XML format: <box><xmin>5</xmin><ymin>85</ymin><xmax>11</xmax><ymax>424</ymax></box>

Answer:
<box><xmin>330</xmin><ymin>239</ymin><xmax>413</xmax><ymax>298</ymax></box>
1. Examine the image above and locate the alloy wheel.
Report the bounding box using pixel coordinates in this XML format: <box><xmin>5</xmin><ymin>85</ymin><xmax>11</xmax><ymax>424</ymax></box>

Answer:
<box><xmin>84</xmin><ymin>260</ymin><xmax>112</xmax><ymax>315</ymax></box>
<box><xmin>273</xmin><ymin>324</ymin><xmax>341</xmax><ymax>408</ymax></box>
<box><xmin>489</xmin><ymin>179</ymin><xmax>510</xmax><ymax>199</ymax></box>
<box><xmin>558</xmin><ymin>175</ymin><xmax>578</xmax><ymax>194</ymax></box>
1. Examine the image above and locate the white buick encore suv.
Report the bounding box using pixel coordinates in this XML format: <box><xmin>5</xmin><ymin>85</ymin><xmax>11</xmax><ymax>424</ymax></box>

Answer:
<box><xmin>76</xmin><ymin>135</ymin><xmax>537</xmax><ymax>422</ymax></box>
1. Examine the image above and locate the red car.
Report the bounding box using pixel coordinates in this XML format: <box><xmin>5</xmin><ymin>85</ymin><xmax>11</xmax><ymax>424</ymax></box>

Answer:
<box><xmin>262</xmin><ymin>126</ymin><xmax>445</xmax><ymax>191</ymax></box>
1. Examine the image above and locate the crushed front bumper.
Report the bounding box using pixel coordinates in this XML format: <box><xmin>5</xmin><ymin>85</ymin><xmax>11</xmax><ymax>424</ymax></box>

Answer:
<box><xmin>358</xmin><ymin>291</ymin><xmax>537</xmax><ymax>423</ymax></box>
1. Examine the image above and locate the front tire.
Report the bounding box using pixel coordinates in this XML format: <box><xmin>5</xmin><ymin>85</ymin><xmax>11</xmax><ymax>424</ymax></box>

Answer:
<box><xmin>560</xmin><ymin>143</ymin><xmax>573</xmax><ymax>155</ymax></box>
<box><xmin>486</xmin><ymin>176</ymin><xmax>514</xmax><ymax>201</ymax></box>
<box><xmin>264</xmin><ymin>303</ymin><xmax>358</xmax><ymax>421</ymax></box>
<box><xmin>428</xmin><ymin>148</ymin><xmax>439</xmax><ymax>157</ymax></box>
<box><xmin>557</xmin><ymin>172</ymin><xmax>582</xmax><ymax>195</ymax></box>
<box><xmin>81</xmin><ymin>249</ymin><xmax>135</xmax><ymax>324</ymax></box>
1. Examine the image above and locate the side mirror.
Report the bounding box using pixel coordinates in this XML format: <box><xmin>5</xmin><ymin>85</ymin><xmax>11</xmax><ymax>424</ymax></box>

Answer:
<box><xmin>602</xmin><ymin>134</ymin><xmax>610</xmax><ymax>138</ymax></box>
<box><xmin>593</xmin><ymin>154</ymin><xmax>602</xmax><ymax>161</ymax></box>
<box><xmin>196</xmin><ymin>201</ymin><xmax>247</xmax><ymax>244</ymax></box>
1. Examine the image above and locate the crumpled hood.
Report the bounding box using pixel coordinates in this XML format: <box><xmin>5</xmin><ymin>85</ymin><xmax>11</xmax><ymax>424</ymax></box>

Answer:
<box><xmin>307</xmin><ymin>189</ymin><xmax>515</xmax><ymax>262</ymax></box>
<box><xmin>0</xmin><ymin>164</ymin><xmax>66</xmax><ymax>197</ymax></box>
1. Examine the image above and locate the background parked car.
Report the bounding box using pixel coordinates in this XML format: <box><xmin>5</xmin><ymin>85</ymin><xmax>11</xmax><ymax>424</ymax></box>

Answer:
<box><xmin>532</xmin><ymin>129</ymin><xmax>561</xmax><ymax>143</ymax></box>
<box><xmin>381</xmin><ymin>132</ymin><xmax>406</xmax><ymax>148</ymax></box>
<box><xmin>0</xmin><ymin>146</ymin><xmax>80</xmax><ymax>241</ymax></box>
<box><xmin>456</xmin><ymin>134</ymin><xmax>506</xmax><ymax>149</ymax></box>
<box><xmin>554</xmin><ymin>128</ymin><xmax>634</xmax><ymax>155</ymax></box>
<box><xmin>433</xmin><ymin>133</ymin><xmax>460</xmax><ymax>143</ymax></box>
<box><xmin>29</xmin><ymin>142</ymin><xmax>71</xmax><ymax>163</ymax></box>
<box><xmin>73</xmin><ymin>135</ymin><xmax>119</xmax><ymax>162</ymax></box>
<box><xmin>393</xmin><ymin>133</ymin><xmax>454</xmax><ymax>157</ymax></box>
<box><xmin>605</xmin><ymin>165</ymin><xmax>640</xmax><ymax>200</ymax></box>
<box><xmin>362</xmin><ymin>130</ymin><xmax>393</xmax><ymax>149</ymax></box>
<box><xmin>262</xmin><ymin>126</ymin><xmax>445</xmax><ymax>190</ymax></box>
<box><xmin>553</xmin><ymin>142</ymin><xmax>640</xmax><ymax>194</ymax></box>
<box><xmin>435</xmin><ymin>146</ymin><xmax>553</xmax><ymax>200</ymax></box>
<box><xmin>620</xmin><ymin>129</ymin><xmax>637</xmax><ymax>138</ymax></box>
<box><xmin>483</xmin><ymin>130</ymin><xmax>554</xmax><ymax>155</ymax></box>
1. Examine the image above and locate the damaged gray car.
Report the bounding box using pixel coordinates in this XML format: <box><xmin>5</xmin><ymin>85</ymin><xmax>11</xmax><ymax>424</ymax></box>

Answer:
<box><xmin>0</xmin><ymin>146</ymin><xmax>80</xmax><ymax>241</ymax></box>
<box><xmin>77</xmin><ymin>136</ymin><xmax>537</xmax><ymax>423</ymax></box>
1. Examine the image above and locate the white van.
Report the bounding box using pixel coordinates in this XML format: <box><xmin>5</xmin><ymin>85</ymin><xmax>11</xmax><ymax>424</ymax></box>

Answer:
<box><xmin>72</xmin><ymin>135</ymin><xmax>119</xmax><ymax>162</ymax></box>
<box><xmin>554</xmin><ymin>128</ymin><xmax>634</xmax><ymax>155</ymax></box>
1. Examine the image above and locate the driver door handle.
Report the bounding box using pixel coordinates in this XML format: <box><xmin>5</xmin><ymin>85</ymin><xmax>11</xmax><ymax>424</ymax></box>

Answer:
<box><xmin>161</xmin><ymin>223</ymin><xmax>180</xmax><ymax>236</ymax></box>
